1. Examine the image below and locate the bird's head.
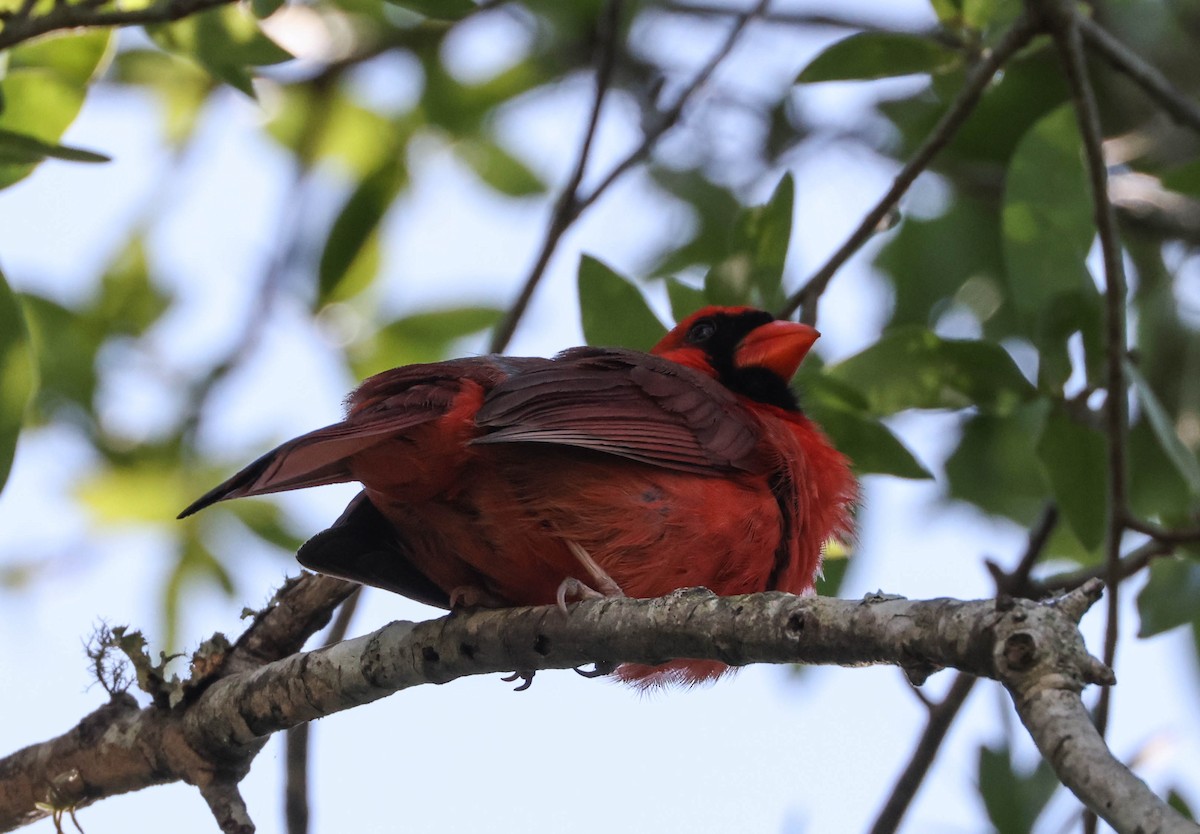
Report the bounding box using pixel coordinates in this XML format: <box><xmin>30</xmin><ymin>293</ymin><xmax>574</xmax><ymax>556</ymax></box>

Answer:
<box><xmin>651</xmin><ymin>306</ymin><xmax>819</xmax><ymax>411</ymax></box>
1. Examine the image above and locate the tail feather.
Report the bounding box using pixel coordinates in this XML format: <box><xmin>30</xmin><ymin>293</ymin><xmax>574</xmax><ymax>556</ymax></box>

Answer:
<box><xmin>178</xmin><ymin>422</ymin><xmax>396</xmax><ymax>518</ymax></box>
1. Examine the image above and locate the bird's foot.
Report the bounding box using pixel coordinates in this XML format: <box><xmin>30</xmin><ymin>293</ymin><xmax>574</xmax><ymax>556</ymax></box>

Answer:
<box><xmin>575</xmin><ymin>662</ymin><xmax>616</xmax><ymax>679</ymax></box>
<box><xmin>555</xmin><ymin>541</ymin><xmax>626</xmax><ymax>614</ymax></box>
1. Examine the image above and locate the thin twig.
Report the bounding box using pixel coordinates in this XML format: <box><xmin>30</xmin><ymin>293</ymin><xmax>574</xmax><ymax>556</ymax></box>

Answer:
<box><xmin>284</xmin><ymin>587</ymin><xmax>362</xmax><ymax>834</ymax></box>
<box><xmin>777</xmin><ymin>14</ymin><xmax>1038</xmax><ymax>324</ymax></box>
<box><xmin>869</xmin><ymin>502</ymin><xmax>1059</xmax><ymax>834</ymax></box>
<box><xmin>1124</xmin><ymin>516</ymin><xmax>1200</xmax><ymax>543</ymax></box>
<box><xmin>487</xmin><ymin>0</ymin><xmax>624</xmax><ymax>353</ymax></box>
<box><xmin>868</xmin><ymin>673</ymin><xmax>978</xmax><ymax>834</ymax></box>
<box><xmin>489</xmin><ymin>0</ymin><xmax>770</xmax><ymax>350</ymax></box>
<box><xmin>1077</xmin><ymin>15</ymin><xmax>1200</xmax><ymax>137</ymax></box>
<box><xmin>1030</xmin><ymin>539</ymin><xmax>1174</xmax><ymax>598</ymax></box>
<box><xmin>1041</xmin><ymin>3</ymin><xmax>1130</xmax><ymax>797</ymax></box>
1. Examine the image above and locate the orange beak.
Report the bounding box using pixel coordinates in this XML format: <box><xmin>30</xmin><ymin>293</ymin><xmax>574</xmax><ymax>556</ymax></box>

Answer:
<box><xmin>734</xmin><ymin>320</ymin><xmax>819</xmax><ymax>380</ymax></box>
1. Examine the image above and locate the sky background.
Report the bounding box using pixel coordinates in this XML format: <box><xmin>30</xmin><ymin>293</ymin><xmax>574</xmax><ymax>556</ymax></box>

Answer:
<box><xmin>2</xmin><ymin>1</ymin><xmax>1198</xmax><ymax>832</ymax></box>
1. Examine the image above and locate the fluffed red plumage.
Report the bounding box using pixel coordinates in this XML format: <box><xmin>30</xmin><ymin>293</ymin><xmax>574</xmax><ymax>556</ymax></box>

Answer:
<box><xmin>180</xmin><ymin>306</ymin><xmax>856</xmax><ymax>687</ymax></box>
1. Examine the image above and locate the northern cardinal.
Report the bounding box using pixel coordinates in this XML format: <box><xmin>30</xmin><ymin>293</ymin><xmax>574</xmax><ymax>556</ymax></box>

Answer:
<box><xmin>180</xmin><ymin>306</ymin><xmax>855</xmax><ymax>686</ymax></box>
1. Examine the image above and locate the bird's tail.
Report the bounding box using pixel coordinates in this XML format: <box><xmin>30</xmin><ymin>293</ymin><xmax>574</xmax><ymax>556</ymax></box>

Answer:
<box><xmin>177</xmin><ymin>422</ymin><xmax>392</xmax><ymax>518</ymax></box>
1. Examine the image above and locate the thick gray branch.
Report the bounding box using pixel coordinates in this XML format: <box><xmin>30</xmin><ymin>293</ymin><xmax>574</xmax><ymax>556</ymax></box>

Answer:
<box><xmin>0</xmin><ymin>586</ymin><xmax>1194</xmax><ymax>834</ymax></box>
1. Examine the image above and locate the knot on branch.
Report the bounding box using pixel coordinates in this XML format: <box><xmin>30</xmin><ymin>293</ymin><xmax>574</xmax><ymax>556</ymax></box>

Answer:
<box><xmin>991</xmin><ymin>583</ymin><xmax>1114</xmax><ymax>696</ymax></box>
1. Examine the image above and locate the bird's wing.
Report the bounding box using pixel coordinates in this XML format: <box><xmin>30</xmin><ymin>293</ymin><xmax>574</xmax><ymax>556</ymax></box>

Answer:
<box><xmin>473</xmin><ymin>347</ymin><xmax>764</xmax><ymax>473</ymax></box>
<box><xmin>179</xmin><ymin>358</ymin><xmax>531</xmax><ymax>517</ymax></box>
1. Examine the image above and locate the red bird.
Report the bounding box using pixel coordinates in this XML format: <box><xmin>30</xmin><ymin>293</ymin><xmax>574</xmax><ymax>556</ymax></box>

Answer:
<box><xmin>180</xmin><ymin>306</ymin><xmax>855</xmax><ymax>686</ymax></box>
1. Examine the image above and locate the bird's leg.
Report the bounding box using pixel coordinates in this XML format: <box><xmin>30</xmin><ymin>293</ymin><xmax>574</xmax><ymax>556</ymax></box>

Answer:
<box><xmin>555</xmin><ymin>540</ymin><xmax>626</xmax><ymax>614</ymax></box>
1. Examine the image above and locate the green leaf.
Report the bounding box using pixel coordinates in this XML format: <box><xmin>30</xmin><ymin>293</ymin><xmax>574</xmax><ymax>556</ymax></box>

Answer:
<box><xmin>1002</xmin><ymin>104</ymin><xmax>1094</xmax><ymax>314</ymax></box>
<box><xmin>456</xmin><ymin>138</ymin><xmax>545</xmax><ymax>197</ymax></box>
<box><xmin>1137</xmin><ymin>557</ymin><xmax>1200</xmax><ymax>638</ymax></box>
<box><xmin>828</xmin><ymin>326</ymin><xmax>1036</xmax><ymax>416</ymax></box>
<box><xmin>814</xmin><ymin>551</ymin><xmax>850</xmax><ymax>597</ymax></box>
<box><xmin>665</xmin><ymin>277</ymin><xmax>707</xmax><ymax>323</ymax></box>
<box><xmin>251</xmin><ymin>0</ymin><xmax>286</xmax><ymax>18</ymax></box>
<box><xmin>1158</xmin><ymin>158</ymin><xmax>1200</xmax><ymax>199</ymax></box>
<box><xmin>0</xmin><ymin>31</ymin><xmax>113</xmax><ymax>188</ymax></box>
<box><xmin>267</xmin><ymin>86</ymin><xmax>407</xmax><ymax>176</ymax></box>
<box><xmin>946</xmin><ymin>401</ymin><xmax>1051</xmax><ymax>524</ymax></box>
<box><xmin>384</xmin><ymin>0</ymin><xmax>475</xmax><ymax>18</ymax></box>
<box><xmin>700</xmin><ymin>174</ymin><xmax>795</xmax><ymax>310</ymax></box>
<box><xmin>93</xmin><ymin>240</ymin><xmax>170</xmax><ymax>335</ymax></box>
<box><xmin>77</xmin><ymin>463</ymin><xmax>192</xmax><ymax>524</ymax></box>
<box><xmin>318</xmin><ymin>157</ymin><xmax>406</xmax><ymax>305</ymax></box>
<box><xmin>148</xmin><ymin>6</ymin><xmax>292</xmax><ymax>97</ymax></box>
<box><xmin>1127</xmin><ymin>361</ymin><xmax>1200</xmax><ymax>497</ymax></box>
<box><xmin>977</xmin><ymin>743</ymin><xmax>1058</xmax><ymax>834</ymax></box>
<box><xmin>0</xmin><ymin>268</ymin><xmax>35</xmax><ymax>495</ymax></box>
<box><xmin>1035</xmin><ymin>407</ymin><xmax>1108</xmax><ymax>550</ymax></box>
<box><xmin>802</xmin><ymin>375</ymin><xmax>930</xmax><ymax>479</ymax></box>
<box><xmin>796</xmin><ymin>32</ymin><xmax>961</xmax><ymax>83</ymax></box>
<box><xmin>577</xmin><ymin>256</ymin><xmax>666</xmax><ymax>351</ymax></box>
<box><xmin>20</xmin><ymin>294</ymin><xmax>99</xmax><ymax>417</ymax></box>
<box><xmin>0</xmin><ymin>128</ymin><xmax>109</xmax><ymax>165</ymax></box>
<box><xmin>1168</xmin><ymin>788</ymin><xmax>1196</xmax><ymax>821</ymax></box>
<box><xmin>351</xmin><ymin>306</ymin><xmax>503</xmax><ymax>378</ymax></box>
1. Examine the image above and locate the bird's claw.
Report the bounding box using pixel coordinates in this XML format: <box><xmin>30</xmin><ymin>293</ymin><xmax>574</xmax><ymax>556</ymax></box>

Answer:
<box><xmin>574</xmin><ymin>662</ymin><xmax>615</xmax><ymax>679</ymax></box>
<box><xmin>501</xmin><ymin>670</ymin><xmax>536</xmax><ymax>691</ymax></box>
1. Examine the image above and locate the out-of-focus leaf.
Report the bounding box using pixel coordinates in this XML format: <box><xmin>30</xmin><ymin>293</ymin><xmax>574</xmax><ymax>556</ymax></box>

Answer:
<box><xmin>251</xmin><ymin>0</ymin><xmax>286</xmax><ymax>19</ymax></box>
<box><xmin>319</xmin><ymin>157</ymin><xmax>406</xmax><ymax>304</ymax></box>
<box><xmin>577</xmin><ymin>256</ymin><xmax>665</xmax><ymax>351</ymax></box>
<box><xmin>94</xmin><ymin>241</ymin><xmax>170</xmax><ymax>335</ymax></box>
<box><xmin>148</xmin><ymin>6</ymin><xmax>292</xmax><ymax>97</ymax></box>
<box><xmin>813</xmin><ymin>551</ymin><xmax>849</xmax><ymax>597</ymax></box>
<box><xmin>797</xmin><ymin>33</ymin><xmax>961</xmax><ymax>83</ymax></box>
<box><xmin>385</xmin><ymin>0</ymin><xmax>474</xmax><ymax>17</ymax></box>
<box><xmin>1128</xmin><ymin>361</ymin><xmax>1200</xmax><ymax>497</ymax></box>
<box><xmin>351</xmin><ymin>306</ymin><xmax>503</xmax><ymax>378</ymax></box>
<box><xmin>0</xmin><ymin>31</ymin><xmax>113</xmax><ymax>188</ymax></box>
<box><xmin>1033</xmin><ymin>286</ymin><xmax>1104</xmax><ymax>391</ymax></box>
<box><xmin>1137</xmin><ymin>557</ymin><xmax>1200</xmax><ymax>638</ymax></box>
<box><xmin>1002</xmin><ymin>104</ymin><xmax>1093</xmax><ymax>314</ymax></box>
<box><xmin>1168</xmin><ymin>788</ymin><xmax>1196</xmax><ymax>820</ymax></box>
<box><xmin>665</xmin><ymin>277</ymin><xmax>706</xmax><ymax>323</ymax></box>
<box><xmin>648</xmin><ymin>167</ymin><xmax>741</xmax><ymax>278</ymax></box>
<box><xmin>112</xmin><ymin>49</ymin><xmax>212</xmax><ymax>145</ymax></box>
<box><xmin>1035</xmin><ymin>407</ymin><xmax>1108</xmax><ymax>550</ymax></box>
<box><xmin>268</xmin><ymin>86</ymin><xmax>408</xmax><ymax>176</ymax></box>
<box><xmin>803</xmin><ymin>375</ymin><xmax>930</xmax><ymax>478</ymax></box>
<box><xmin>0</xmin><ymin>129</ymin><xmax>109</xmax><ymax>164</ymax></box>
<box><xmin>977</xmin><ymin>742</ymin><xmax>1058</xmax><ymax>834</ymax></box>
<box><xmin>946</xmin><ymin>401</ymin><xmax>1050</xmax><ymax>523</ymax></box>
<box><xmin>829</xmin><ymin>326</ymin><xmax>1035</xmax><ymax>416</ymax></box>
<box><xmin>1159</xmin><ymin>159</ymin><xmax>1200</xmax><ymax>199</ymax></box>
<box><xmin>876</xmin><ymin>194</ymin><xmax>1005</xmax><ymax>332</ymax></box>
<box><xmin>456</xmin><ymin>138</ymin><xmax>545</xmax><ymax>197</ymax></box>
<box><xmin>77</xmin><ymin>464</ymin><xmax>192</xmax><ymax>524</ymax></box>
<box><xmin>702</xmin><ymin>174</ymin><xmax>795</xmax><ymax>310</ymax></box>
<box><xmin>20</xmin><ymin>294</ymin><xmax>99</xmax><ymax>417</ymax></box>
<box><xmin>0</xmin><ymin>268</ymin><xmax>35</xmax><ymax>494</ymax></box>
<box><xmin>227</xmin><ymin>501</ymin><xmax>304</xmax><ymax>553</ymax></box>
<box><xmin>164</xmin><ymin>530</ymin><xmax>237</xmax><ymax>650</ymax></box>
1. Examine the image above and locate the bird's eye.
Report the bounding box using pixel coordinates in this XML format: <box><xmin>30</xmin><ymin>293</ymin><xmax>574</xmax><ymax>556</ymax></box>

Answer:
<box><xmin>686</xmin><ymin>319</ymin><xmax>716</xmax><ymax>344</ymax></box>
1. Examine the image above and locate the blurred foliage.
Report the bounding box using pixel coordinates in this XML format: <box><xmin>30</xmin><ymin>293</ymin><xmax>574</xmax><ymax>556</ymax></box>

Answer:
<box><xmin>1</xmin><ymin>0</ymin><xmax>1200</xmax><ymax>822</ymax></box>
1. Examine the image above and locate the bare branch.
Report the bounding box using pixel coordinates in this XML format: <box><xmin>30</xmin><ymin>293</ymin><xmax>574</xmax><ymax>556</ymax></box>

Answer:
<box><xmin>488</xmin><ymin>0</ymin><xmax>624</xmax><ymax>353</ymax></box>
<box><xmin>3</xmin><ymin>584</ymin><xmax>1192</xmax><ymax>834</ymax></box>
<box><xmin>777</xmin><ymin>14</ymin><xmax>1038</xmax><ymax>323</ymax></box>
<box><xmin>867</xmin><ymin>672</ymin><xmax>978</xmax><ymax>834</ymax></box>
<box><xmin>0</xmin><ymin>0</ymin><xmax>234</xmax><ymax>51</ymax></box>
<box><xmin>1038</xmin><ymin>0</ymin><xmax>1131</xmax><ymax>769</ymax></box>
<box><xmin>1078</xmin><ymin>15</ymin><xmax>1200</xmax><ymax>136</ymax></box>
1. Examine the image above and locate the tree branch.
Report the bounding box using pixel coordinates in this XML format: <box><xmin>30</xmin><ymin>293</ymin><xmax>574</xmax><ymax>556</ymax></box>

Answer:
<box><xmin>1077</xmin><ymin>15</ymin><xmax>1200</xmax><ymax>137</ymax></box>
<box><xmin>777</xmin><ymin>13</ymin><xmax>1038</xmax><ymax>324</ymax></box>
<box><xmin>0</xmin><ymin>0</ymin><xmax>233</xmax><ymax>51</ymax></box>
<box><xmin>1</xmin><ymin>583</ymin><xmax>1194</xmax><ymax>834</ymax></box>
